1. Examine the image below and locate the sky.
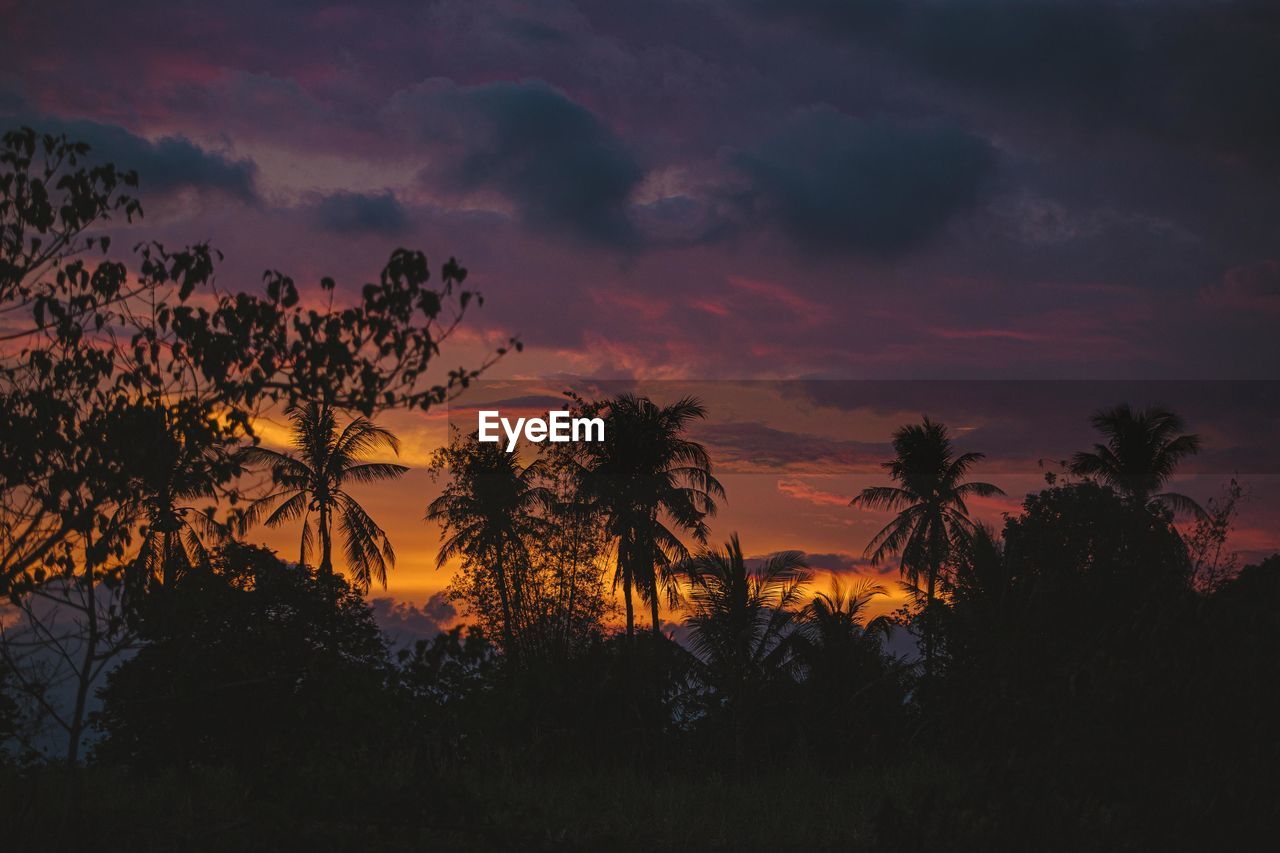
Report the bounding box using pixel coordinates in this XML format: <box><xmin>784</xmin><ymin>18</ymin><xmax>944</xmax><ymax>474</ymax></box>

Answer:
<box><xmin>4</xmin><ymin>0</ymin><xmax>1280</xmax><ymax>632</ymax></box>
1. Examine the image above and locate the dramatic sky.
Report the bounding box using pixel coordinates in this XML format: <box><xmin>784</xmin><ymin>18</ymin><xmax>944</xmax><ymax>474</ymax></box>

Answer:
<box><xmin>5</xmin><ymin>0</ymin><xmax>1280</xmax><ymax>633</ymax></box>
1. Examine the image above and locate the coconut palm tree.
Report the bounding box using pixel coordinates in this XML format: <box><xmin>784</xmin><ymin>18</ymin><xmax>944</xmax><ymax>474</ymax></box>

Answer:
<box><xmin>123</xmin><ymin>402</ymin><xmax>237</xmax><ymax>592</ymax></box>
<box><xmin>426</xmin><ymin>433</ymin><xmax>550</xmax><ymax>657</ymax></box>
<box><xmin>577</xmin><ymin>395</ymin><xmax>724</xmax><ymax>640</ymax></box>
<box><xmin>796</xmin><ymin>576</ymin><xmax>892</xmax><ymax>662</ymax></box>
<box><xmin>133</xmin><ymin>452</ymin><xmax>230</xmax><ymax>591</ymax></box>
<box><xmin>792</xmin><ymin>577</ymin><xmax>901</xmax><ymax>758</ymax></box>
<box><xmin>1069</xmin><ymin>404</ymin><xmax>1204</xmax><ymax>517</ymax></box>
<box><xmin>680</xmin><ymin>534</ymin><xmax>811</xmax><ymax>714</ymax></box>
<box><xmin>851</xmin><ymin>416</ymin><xmax>1003</xmax><ymax>669</ymax></box>
<box><xmin>241</xmin><ymin>402</ymin><xmax>407</xmax><ymax>591</ymax></box>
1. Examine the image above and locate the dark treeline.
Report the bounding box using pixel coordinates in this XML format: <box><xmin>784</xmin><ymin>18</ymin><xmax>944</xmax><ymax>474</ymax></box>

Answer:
<box><xmin>2</xmin><ymin>129</ymin><xmax>1278</xmax><ymax>850</ymax></box>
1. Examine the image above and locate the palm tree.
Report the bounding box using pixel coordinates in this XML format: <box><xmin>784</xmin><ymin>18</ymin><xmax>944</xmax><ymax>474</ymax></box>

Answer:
<box><xmin>851</xmin><ymin>416</ymin><xmax>1003</xmax><ymax>668</ymax></box>
<box><xmin>242</xmin><ymin>402</ymin><xmax>407</xmax><ymax>592</ymax></box>
<box><xmin>123</xmin><ymin>403</ymin><xmax>236</xmax><ymax>591</ymax></box>
<box><xmin>796</xmin><ymin>576</ymin><xmax>892</xmax><ymax>661</ymax></box>
<box><xmin>792</xmin><ymin>577</ymin><xmax>899</xmax><ymax>756</ymax></box>
<box><xmin>1069</xmin><ymin>404</ymin><xmax>1204</xmax><ymax>517</ymax></box>
<box><xmin>426</xmin><ymin>434</ymin><xmax>550</xmax><ymax>657</ymax></box>
<box><xmin>577</xmin><ymin>395</ymin><xmax>724</xmax><ymax>640</ymax></box>
<box><xmin>679</xmin><ymin>534</ymin><xmax>811</xmax><ymax>719</ymax></box>
<box><xmin>133</xmin><ymin>451</ymin><xmax>230</xmax><ymax>591</ymax></box>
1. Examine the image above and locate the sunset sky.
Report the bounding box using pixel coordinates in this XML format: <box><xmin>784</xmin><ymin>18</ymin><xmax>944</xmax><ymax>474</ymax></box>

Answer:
<box><xmin>4</xmin><ymin>1</ymin><xmax>1279</xmax><ymax>634</ymax></box>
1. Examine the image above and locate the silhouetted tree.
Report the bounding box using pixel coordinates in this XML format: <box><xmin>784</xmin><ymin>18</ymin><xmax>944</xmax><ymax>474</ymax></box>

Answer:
<box><xmin>792</xmin><ymin>577</ymin><xmax>904</xmax><ymax>764</ymax></box>
<box><xmin>851</xmin><ymin>416</ymin><xmax>1002</xmax><ymax>670</ymax></box>
<box><xmin>1</xmin><ymin>126</ymin><xmax>505</xmax><ymax>768</ymax></box>
<box><xmin>1</xmin><ymin>124</ymin><xmax>503</xmax><ymax>595</ymax></box>
<box><xmin>1069</xmin><ymin>404</ymin><xmax>1204</xmax><ymax>517</ymax></box>
<box><xmin>680</xmin><ymin>534</ymin><xmax>809</xmax><ymax>748</ymax></box>
<box><xmin>427</xmin><ymin>431</ymin><xmax>551</xmax><ymax>657</ymax></box>
<box><xmin>577</xmin><ymin>395</ymin><xmax>724</xmax><ymax>639</ymax></box>
<box><xmin>947</xmin><ymin>523</ymin><xmax>1011</xmax><ymax>619</ymax></box>
<box><xmin>0</xmin><ymin>661</ymin><xmax>18</xmax><ymax>754</ymax></box>
<box><xmin>0</xmin><ymin>525</ymin><xmax>134</xmax><ymax>765</ymax></box>
<box><xmin>242</xmin><ymin>403</ymin><xmax>407</xmax><ymax>591</ymax></box>
<box><xmin>1186</xmin><ymin>478</ymin><xmax>1244</xmax><ymax>591</ymax></box>
<box><xmin>123</xmin><ymin>402</ymin><xmax>237</xmax><ymax>592</ymax></box>
<box><xmin>93</xmin><ymin>543</ymin><xmax>393</xmax><ymax>771</ymax></box>
<box><xmin>397</xmin><ymin>624</ymin><xmax>497</xmax><ymax>707</ymax></box>
<box><xmin>521</xmin><ymin>456</ymin><xmax>611</xmax><ymax>659</ymax></box>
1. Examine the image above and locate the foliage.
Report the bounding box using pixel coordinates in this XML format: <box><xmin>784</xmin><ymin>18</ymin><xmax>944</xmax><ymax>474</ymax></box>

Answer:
<box><xmin>241</xmin><ymin>402</ymin><xmax>407</xmax><ymax>590</ymax></box>
<box><xmin>851</xmin><ymin>416</ymin><xmax>1003</xmax><ymax>599</ymax></box>
<box><xmin>3</xmin><ymin>123</ymin><xmax>1278</xmax><ymax>850</ymax></box>
<box><xmin>427</xmin><ymin>431</ymin><xmax>554</xmax><ymax>657</ymax></box>
<box><xmin>1186</xmin><ymin>477</ymin><xmax>1245</xmax><ymax>591</ymax></box>
<box><xmin>851</xmin><ymin>415</ymin><xmax>1002</xmax><ymax>670</ymax></box>
<box><xmin>680</xmin><ymin>536</ymin><xmax>809</xmax><ymax>707</ymax></box>
<box><xmin>573</xmin><ymin>394</ymin><xmax>724</xmax><ymax>639</ymax></box>
<box><xmin>92</xmin><ymin>543</ymin><xmax>394</xmax><ymax>771</ymax></box>
<box><xmin>791</xmin><ymin>577</ymin><xmax>908</xmax><ymax>765</ymax></box>
<box><xmin>1069</xmin><ymin>403</ymin><xmax>1204</xmax><ymax>516</ymax></box>
<box><xmin>1</xmin><ymin>124</ymin><xmax>507</xmax><ymax>599</ymax></box>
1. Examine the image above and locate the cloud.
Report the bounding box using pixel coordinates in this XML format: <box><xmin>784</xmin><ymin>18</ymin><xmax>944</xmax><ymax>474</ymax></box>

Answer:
<box><xmin>8</xmin><ymin>116</ymin><xmax>258</xmax><ymax>202</ymax></box>
<box><xmin>739</xmin><ymin>0</ymin><xmax>900</xmax><ymax>37</ymax></box>
<box><xmin>368</xmin><ymin>593</ymin><xmax>458</xmax><ymax>648</ymax></box>
<box><xmin>694</xmin><ymin>420</ymin><xmax>885</xmax><ymax>473</ymax></box>
<box><xmin>1201</xmin><ymin>260</ymin><xmax>1280</xmax><ymax>313</ymax></box>
<box><xmin>901</xmin><ymin>1</ymin><xmax>1135</xmax><ymax>112</ymax></box>
<box><xmin>797</xmin><ymin>551</ymin><xmax>885</xmax><ymax>575</ymax></box>
<box><xmin>746</xmin><ymin>548</ymin><xmax>889</xmax><ymax>576</ymax></box>
<box><xmin>777</xmin><ymin>478</ymin><xmax>852</xmax><ymax>507</ymax></box>
<box><xmin>732</xmin><ymin>107</ymin><xmax>994</xmax><ymax>254</ymax></box>
<box><xmin>395</xmin><ymin>79</ymin><xmax>644</xmax><ymax>247</ymax></box>
<box><xmin>307</xmin><ymin>190</ymin><xmax>408</xmax><ymax>235</ymax></box>
<box><xmin>740</xmin><ymin>1</ymin><xmax>1280</xmax><ymax>168</ymax></box>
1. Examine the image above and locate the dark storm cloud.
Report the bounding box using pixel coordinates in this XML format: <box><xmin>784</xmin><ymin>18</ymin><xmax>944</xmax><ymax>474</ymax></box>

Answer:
<box><xmin>307</xmin><ymin>190</ymin><xmax>409</xmax><ymax>235</ymax></box>
<box><xmin>901</xmin><ymin>1</ymin><xmax>1135</xmax><ymax>111</ymax></box>
<box><xmin>740</xmin><ymin>1</ymin><xmax>1280</xmax><ymax>168</ymax></box>
<box><xmin>4</xmin><ymin>0</ymin><xmax>1277</xmax><ymax>381</ymax></box>
<box><xmin>740</xmin><ymin>0</ymin><xmax>900</xmax><ymax>36</ymax></box>
<box><xmin>731</xmin><ymin>108</ymin><xmax>995</xmax><ymax>254</ymax></box>
<box><xmin>399</xmin><ymin>80</ymin><xmax>644</xmax><ymax>247</ymax></box>
<box><xmin>7</xmin><ymin>116</ymin><xmax>258</xmax><ymax>202</ymax></box>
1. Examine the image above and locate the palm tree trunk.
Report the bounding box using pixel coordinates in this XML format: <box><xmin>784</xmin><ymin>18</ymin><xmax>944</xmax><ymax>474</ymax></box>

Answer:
<box><xmin>493</xmin><ymin>547</ymin><xmax>518</xmax><ymax>660</ymax></box>
<box><xmin>561</xmin><ymin>540</ymin><xmax>579</xmax><ymax>658</ymax></box>
<box><xmin>923</xmin><ymin>567</ymin><xmax>936</xmax><ymax>678</ymax></box>
<box><xmin>162</xmin><ymin>527</ymin><xmax>175</xmax><ymax>589</ymax></box>
<box><xmin>622</xmin><ymin>560</ymin><xmax>635</xmax><ymax>642</ymax></box>
<box><xmin>645</xmin><ymin>538</ymin><xmax>663</xmax><ymax>637</ymax></box>
<box><xmin>318</xmin><ymin>501</ymin><xmax>332</xmax><ymax>576</ymax></box>
<box><xmin>649</xmin><ymin>588</ymin><xmax>662</xmax><ymax>638</ymax></box>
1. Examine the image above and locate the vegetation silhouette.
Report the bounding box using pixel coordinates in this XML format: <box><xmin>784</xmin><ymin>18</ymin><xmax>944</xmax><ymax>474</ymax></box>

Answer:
<box><xmin>426</xmin><ymin>433</ymin><xmax>552</xmax><ymax>658</ymax></box>
<box><xmin>850</xmin><ymin>416</ymin><xmax>1003</xmax><ymax>671</ymax></box>
<box><xmin>2</xmin><ymin>125</ymin><xmax>1278</xmax><ymax>850</ymax></box>
<box><xmin>1069</xmin><ymin>403</ymin><xmax>1205</xmax><ymax>517</ymax></box>
<box><xmin>679</xmin><ymin>534</ymin><xmax>810</xmax><ymax>761</ymax></box>
<box><xmin>574</xmin><ymin>394</ymin><xmax>724</xmax><ymax>640</ymax></box>
<box><xmin>242</xmin><ymin>402</ymin><xmax>407</xmax><ymax>591</ymax></box>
